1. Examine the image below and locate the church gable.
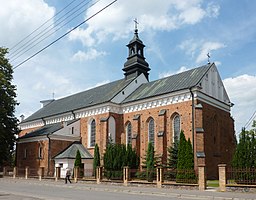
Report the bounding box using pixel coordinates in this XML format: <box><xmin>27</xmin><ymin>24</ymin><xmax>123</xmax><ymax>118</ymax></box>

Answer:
<box><xmin>198</xmin><ymin>63</ymin><xmax>230</xmax><ymax>104</ymax></box>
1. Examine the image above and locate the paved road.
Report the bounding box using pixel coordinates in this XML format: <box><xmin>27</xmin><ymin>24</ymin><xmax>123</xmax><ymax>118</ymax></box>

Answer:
<box><xmin>0</xmin><ymin>177</ymin><xmax>255</xmax><ymax>200</ymax></box>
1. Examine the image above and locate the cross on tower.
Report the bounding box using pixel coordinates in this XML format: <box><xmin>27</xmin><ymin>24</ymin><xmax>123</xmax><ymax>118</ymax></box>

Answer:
<box><xmin>207</xmin><ymin>52</ymin><xmax>210</xmax><ymax>64</ymax></box>
<box><xmin>134</xmin><ymin>18</ymin><xmax>139</xmax><ymax>31</ymax></box>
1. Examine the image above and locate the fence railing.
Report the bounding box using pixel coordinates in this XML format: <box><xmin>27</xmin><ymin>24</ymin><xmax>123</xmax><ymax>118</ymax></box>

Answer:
<box><xmin>227</xmin><ymin>167</ymin><xmax>256</xmax><ymax>185</ymax></box>
<box><xmin>2</xmin><ymin>165</ymin><xmax>204</xmax><ymax>189</ymax></box>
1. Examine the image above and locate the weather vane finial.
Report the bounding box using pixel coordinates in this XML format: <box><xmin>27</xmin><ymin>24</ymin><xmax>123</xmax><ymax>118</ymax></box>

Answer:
<box><xmin>134</xmin><ymin>18</ymin><xmax>139</xmax><ymax>31</ymax></box>
<box><xmin>207</xmin><ymin>52</ymin><xmax>210</xmax><ymax>64</ymax></box>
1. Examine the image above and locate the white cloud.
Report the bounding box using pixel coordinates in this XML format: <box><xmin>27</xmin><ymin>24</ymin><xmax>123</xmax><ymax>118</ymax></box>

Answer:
<box><xmin>71</xmin><ymin>49</ymin><xmax>107</xmax><ymax>62</ymax></box>
<box><xmin>69</xmin><ymin>0</ymin><xmax>219</xmax><ymax>47</ymax></box>
<box><xmin>159</xmin><ymin>66</ymin><xmax>189</xmax><ymax>78</ymax></box>
<box><xmin>0</xmin><ymin>0</ymin><xmax>55</xmax><ymax>47</ymax></box>
<box><xmin>178</xmin><ymin>6</ymin><xmax>206</xmax><ymax>25</ymax></box>
<box><xmin>206</xmin><ymin>2</ymin><xmax>220</xmax><ymax>18</ymax></box>
<box><xmin>223</xmin><ymin>74</ymin><xmax>256</xmax><ymax>133</ymax></box>
<box><xmin>179</xmin><ymin>39</ymin><xmax>226</xmax><ymax>64</ymax></box>
<box><xmin>196</xmin><ymin>42</ymin><xmax>226</xmax><ymax>63</ymax></box>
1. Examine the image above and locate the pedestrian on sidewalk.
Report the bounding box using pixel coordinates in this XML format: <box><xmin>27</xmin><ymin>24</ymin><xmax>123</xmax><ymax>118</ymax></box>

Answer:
<box><xmin>65</xmin><ymin>168</ymin><xmax>72</xmax><ymax>184</ymax></box>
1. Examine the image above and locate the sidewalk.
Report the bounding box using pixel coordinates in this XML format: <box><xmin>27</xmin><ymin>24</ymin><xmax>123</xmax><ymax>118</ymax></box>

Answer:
<box><xmin>1</xmin><ymin>177</ymin><xmax>256</xmax><ymax>200</ymax></box>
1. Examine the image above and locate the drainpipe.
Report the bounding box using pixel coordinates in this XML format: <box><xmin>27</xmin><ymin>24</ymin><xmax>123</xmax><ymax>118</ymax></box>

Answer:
<box><xmin>71</xmin><ymin>111</ymin><xmax>76</xmax><ymax>120</ymax></box>
<box><xmin>46</xmin><ymin>133</ymin><xmax>51</xmax><ymax>176</ymax></box>
<box><xmin>42</xmin><ymin>118</ymin><xmax>51</xmax><ymax>176</ymax></box>
<box><xmin>189</xmin><ymin>87</ymin><xmax>195</xmax><ymax>154</ymax></box>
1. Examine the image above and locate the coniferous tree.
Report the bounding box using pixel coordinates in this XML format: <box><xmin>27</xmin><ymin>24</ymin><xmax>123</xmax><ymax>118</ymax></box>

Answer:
<box><xmin>186</xmin><ymin>138</ymin><xmax>194</xmax><ymax>170</ymax></box>
<box><xmin>74</xmin><ymin>150</ymin><xmax>82</xmax><ymax>168</ymax></box>
<box><xmin>0</xmin><ymin>47</ymin><xmax>19</xmax><ymax>166</ymax></box>
<box><xmin>232</xmin><ymin>128</ymin><xmax>248</xmax><ymax>168</ymax></box>
<box><xmin>103</xmin><ymin>143</ymin><xmax>139</xmax><ymax>179</ymax></box>
<box><xmin>232</xmin><ymin>124</ymin><xmax>256</xmax><ymax>168</ymax></box>
<box><xmin>146</xmin><ymin>142</ymin><xmax>155</xmax><ymax>181</ymax></box>
<box><xmin>232</xmin><ymin>124</ymin><xmax>256</xmax><ymax>183</ymax></box>
<box><xmin>176</xmin><ymin>131</ymin><xmax>195</xmax><ymax>182</ymax></box>
<box><xmin>177</xmin><ymin>131</ymin><xmax>187</xmax><ymax>170</ymax></box>
<box><xmin>167</xmin><ymin>141</ymin><xmax>179</xmax><ymax>169</ymax></box>
<box><xmin>93</xmin><ymin>143</ymin><xmax>100</xmax><ymax>176</ymax></box>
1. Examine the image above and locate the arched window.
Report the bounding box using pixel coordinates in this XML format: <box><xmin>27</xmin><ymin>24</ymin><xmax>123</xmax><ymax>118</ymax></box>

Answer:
<box><xmin>88</xmin><ymin>119</ymin><xmax>96</xmax><ymax>147</ymax></box>
<box><xmin>126</xmin><ymin>122</ymin><xmax>132</xmax><ymax>145</ymax></box>
<box><xmin>173</xmin><ymin>115</ymin><xmax>180</xmax><ymax>143</ymax></box>
<box><xmin>148</xmin><ymin>118</ymin><xmax>155</xmax><ymax>146</ymax></box>
<box><xmin>108</xmin><ymin>116</ymin><xmax>116</xmax><ymax>143</ymax></box>
<box><xmin>38</xmin><ymin>146</ymin><xmax>43</xmax><ymax>159</ymax></box>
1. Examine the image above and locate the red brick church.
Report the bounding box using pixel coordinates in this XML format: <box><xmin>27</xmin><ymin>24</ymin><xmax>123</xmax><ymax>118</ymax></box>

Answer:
<box><xmin>16</xmin><ymin>27</ymin><xmax>236</xmax><ymax>179</ymax></box>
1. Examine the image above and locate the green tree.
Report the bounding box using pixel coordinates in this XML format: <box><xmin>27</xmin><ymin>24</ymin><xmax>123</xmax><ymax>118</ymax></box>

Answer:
<box><xmin>186</xmin><ymin>138</ymin><xmax>194</xmax><ymax>170</ymax></box>
<box><xmin>177</xmin><ymin>131</ymin><xmax>187</xmax><ymax>170</ymax></box>
<box><xmin>232</xmin><ymin>124</ymin><xmax>256</xmax><ymax>168</ymax></box>
<box><xmin>74</xmin><ymin>150</ymin><xmax>82</xmax><ymax>168</ymax></box>
<box><xmin>0</xmin><ymin>47</ymin><xmax>19</xmax><ymax>167</ymax></box>
<box><xmin>167</xmin><ymin>141</ymin><xmax>179</xmax><ymax>169</ymax></box>
<box><xmin>93</xmin><ymin>143</ymin><xmax>100</xmax><ymax>176</ymax></box>
<box><xmin>126</xmin><ymin>144</ymin><xmax>139</xmax><ymax>169</ymax></box>
<box><xmin>103</xmin><ymin>143</ymin><xmax>139</xmax><ymax>179</ymax></box>
<box><xmin>176</xmin><ymin>131</ymin><xmax>195</xmax><ymax>182</ymax></box>
<box><xmin>146</xmin><ymin>142</ymin><xmax>155</xmax><ymax>181</ymax></box>
<box><xmin>231</xmin><ymin>124</ymin><xmax>256</xmax><ymax>184</ymax></box>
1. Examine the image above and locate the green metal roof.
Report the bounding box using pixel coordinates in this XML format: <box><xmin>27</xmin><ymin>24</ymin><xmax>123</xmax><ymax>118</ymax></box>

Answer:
<box><xmin>22</xmin><ymin>78</ymin><xmax>133</xmax><ymax>123</ymax></box>
<box><xmin>21</xmin><ymin>64</ymin><xmax>212</xmax><ymax>124</ymax></box>
<box><xmin>18</xmin><ymin>120</ymin><xmax>78</xmax><ymax>139</ymax></box>
<box><xmin>122</xmin><ymin>64</ymin><xmax>212</xmax><ymax>103</ymax></box>
<box><xmin>53</xmin><ymin>141</ymin><xmax>93</xmax><ymax>159</ymax></box>
<box><xmin>18</xmin><ymin>123</ymin><xmax>62</xmax><ymax>139</ymax></box>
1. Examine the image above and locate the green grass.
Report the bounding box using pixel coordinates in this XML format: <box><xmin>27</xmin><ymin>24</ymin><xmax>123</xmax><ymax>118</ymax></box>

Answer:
<box><xmin>207</xmin><ymin>180</ymin><xmax>219</xmax><ymax>187</ymax></box>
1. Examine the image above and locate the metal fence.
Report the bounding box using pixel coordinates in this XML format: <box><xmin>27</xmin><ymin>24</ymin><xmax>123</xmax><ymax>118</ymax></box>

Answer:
<box><xmin>128</xmin><ymin>168</ymin><xmax>198</xmax><ymax>184</ymax></box>
<box><xmin>103</xmin><ymin>169</ymin><xmax>123</xmax><ymax>180</ymax></box>
<box><xmin>227</xmin><ymin>167</ymin><xmax>256</xmax><ymax>185</ymax></box>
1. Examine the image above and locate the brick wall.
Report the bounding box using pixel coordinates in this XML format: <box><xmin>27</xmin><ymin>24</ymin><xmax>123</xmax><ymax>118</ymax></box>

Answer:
<box><xmin>16</xmin><ymin>139</ymin><xmax>73</xmax><ymax>176</ymax></box>
<box><xmin>199</xmin><ymin>101</ymin><xmax>236</xmax><ymax>179</ymax></box>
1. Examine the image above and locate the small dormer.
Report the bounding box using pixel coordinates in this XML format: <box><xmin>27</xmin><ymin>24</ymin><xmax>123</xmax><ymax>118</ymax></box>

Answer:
<box><xmin>40</xmin><ymin>99</ymin><xmax>55</xmax><ymax>108</ymax></box>
<box><xmin>123</xmin><ymin>23</ymin><xmax>150</xmax><ymax>80</ymax></box>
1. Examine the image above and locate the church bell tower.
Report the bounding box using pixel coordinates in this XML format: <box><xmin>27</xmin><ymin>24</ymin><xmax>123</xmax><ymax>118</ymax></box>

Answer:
<box><xmin>123</xmin><ymin>20</ymin><xmax>150</xmax><ymax>80</ymax></box>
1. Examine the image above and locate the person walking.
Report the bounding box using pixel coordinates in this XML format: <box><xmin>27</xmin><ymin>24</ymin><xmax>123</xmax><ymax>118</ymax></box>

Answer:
<box><xmin>65</xmin><ymin>168</ymin><xmax>72</xmax><ymax>184</ymax></box>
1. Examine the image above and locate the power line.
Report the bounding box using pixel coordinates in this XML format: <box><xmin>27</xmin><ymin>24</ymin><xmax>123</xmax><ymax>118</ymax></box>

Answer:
<box><xmin>10</xmin><ymin>0</ymin><xmax>95</xmax><ymax>62</ymax></box>
<box><xmin>244</xmin><ymin>110</ymin><xmax>256</xmax><ymax>129</ymax></box>
<box><xmin>9</xmin><ymin>0</ymin><xmax>79</xmax><ymax>52</ymax></box>
<box><xmin>13</xmin><ymin>0</ymin><xmax>117</xmax><ymax>70</ymax></box>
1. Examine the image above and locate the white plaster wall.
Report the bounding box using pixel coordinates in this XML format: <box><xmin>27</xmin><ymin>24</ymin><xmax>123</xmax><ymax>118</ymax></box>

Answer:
<box><xmin>111</xmin><ymin>73</ymin><xmax>148</xmax><ymax>104</ymax></box>
<box><xmin>200</xmin><ymin>65</ymin><xmax>230</xmax><ymax>104</ymax></box>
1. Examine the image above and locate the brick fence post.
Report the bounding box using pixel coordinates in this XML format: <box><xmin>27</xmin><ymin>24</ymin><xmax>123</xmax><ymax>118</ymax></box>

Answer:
<box><xmin>96</xmin><ymin>166</ymin><xmax>102</xmax><ymax>184</ymax></box>
<box><xmin>3</xmin><ymin>167</ymin><xmax>7</xmax><ymax>176</ymax></box>
<box><xmin>156</xmin><ymin>167</ymin><xmax>163</xmax><ymax>188</ymax></box>
<box><xmin>198</xmin><ymin>164</ymin><xmax>206</xmax><ymax>190</ymax></box>
<box><xmin>218</xmin><ymin>164</ymin><xmax>227</xmax><ymax>192</ymax></box>
<box><xmin>25</xmin><ymin>166</ymin><xmax>29</xmax><ymax>179</ymax></box>
<box><xmin>55</xmin><ymin>167</ymin><xmax>61</xmax><ymax>181</ymax></box>
<box><xmin>38</xmin><ymin>167</ymin><xmax>44</xmax><ymax>181</ymax></box>
<box><xmin>13</xmin><ymin>167</ymin><xmax>17</xmax><ymax>179</ymax></box>
<box><xmin>123</xmin><ymin>166</ymin><xmax>129</xmax><ymax>186</ymax></box>
<box><xmin>74</xmin><ymin>167</ymin><xmax>79</xmax><ymax>183</ymax></box>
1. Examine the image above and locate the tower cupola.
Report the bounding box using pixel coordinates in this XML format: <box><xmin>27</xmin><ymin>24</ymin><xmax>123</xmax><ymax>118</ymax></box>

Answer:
<box><xmin>123</xmin><ymin>20</ymin><xmax>150</xmax><ymax>80</ymax></box>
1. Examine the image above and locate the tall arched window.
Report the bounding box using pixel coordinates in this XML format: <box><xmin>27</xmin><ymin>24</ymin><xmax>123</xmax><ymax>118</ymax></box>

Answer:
<box><xmin>108</xmin><ymin>116</ymin><xmax>116</xmax><ymax>143</ymax></box>
<box><xmin>173</xmin><ymin>114</ymin><xmax>180</xmax><ymax>143</ymax></box>
<box><xmin>88</xmin><ymin>119</ymin><xmax>96</xmax><ymax>147</ymax></box>
<box><xmin>126</xmin><ymin>122</ymin><xmax>132</xmax><ymax>145</ymax></box>
<box><xmin>148</xmin><ymin>118</ymin><xmax>155</xmax><ymax>146</ymax></box>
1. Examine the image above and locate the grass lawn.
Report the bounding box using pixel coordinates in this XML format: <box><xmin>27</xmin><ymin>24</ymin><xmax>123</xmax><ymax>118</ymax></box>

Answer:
<box><xmin>207</xmin><ymin>180</ymin><xmax>219</xmax><ymax>187</ymax></box>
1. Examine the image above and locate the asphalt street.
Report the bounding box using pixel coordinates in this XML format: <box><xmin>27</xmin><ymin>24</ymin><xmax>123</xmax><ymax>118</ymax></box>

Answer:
<box><xmin>0</xmin><ymin>177</ymin><xmax>255</xmax><ymax>200</ymax></box>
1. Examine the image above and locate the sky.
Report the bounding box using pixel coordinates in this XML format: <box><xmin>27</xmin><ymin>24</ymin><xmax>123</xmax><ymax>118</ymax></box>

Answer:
<box><xmin>0</xmin><ymin>0</ymin><xmax>256</xmax><ymax>136</ymax></box>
